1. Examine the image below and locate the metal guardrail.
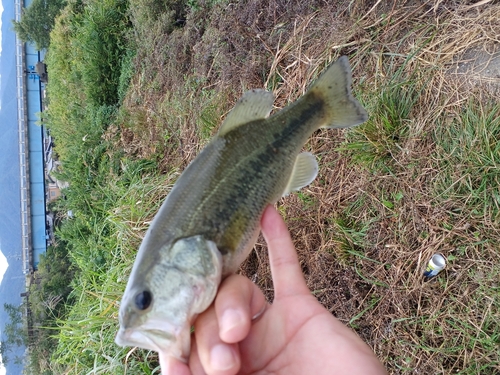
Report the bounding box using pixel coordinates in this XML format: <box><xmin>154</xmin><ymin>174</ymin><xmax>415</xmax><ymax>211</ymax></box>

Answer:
<box><xmin>15</xmin><ymin>0</ymin><xmax>32</xmax><ymax>275</ymax></box>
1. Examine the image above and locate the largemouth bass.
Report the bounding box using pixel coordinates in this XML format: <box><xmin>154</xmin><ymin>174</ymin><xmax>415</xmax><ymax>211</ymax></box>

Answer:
<box><xmin>115</xmin><ymin>56</ymin><xmax>368</xmax><ymax>360</ymax></box>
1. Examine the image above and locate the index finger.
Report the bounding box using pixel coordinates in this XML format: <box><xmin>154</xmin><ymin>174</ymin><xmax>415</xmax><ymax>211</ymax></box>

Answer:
<box><xmin>260</xmin><ymin>205</ymin><xmax>310</xmax><ymax>299</ymax></box>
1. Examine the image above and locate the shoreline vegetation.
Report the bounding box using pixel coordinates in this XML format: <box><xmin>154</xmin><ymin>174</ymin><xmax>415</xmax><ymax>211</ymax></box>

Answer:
<box><xmin>10</xmin><ymin>0</ymin><xmax>500</xmax><ymax>374</ymax></box>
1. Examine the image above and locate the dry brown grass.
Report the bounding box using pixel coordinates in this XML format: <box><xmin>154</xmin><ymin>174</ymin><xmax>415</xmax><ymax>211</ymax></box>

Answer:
<box><xmin>121</xmin><ymin>0</ymin><xmax>500</xmax><ymax>373</ymax></box>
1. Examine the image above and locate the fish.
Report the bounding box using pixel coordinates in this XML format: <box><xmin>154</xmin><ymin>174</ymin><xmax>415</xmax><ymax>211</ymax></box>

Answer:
<box><xmin>115</xmin><ymin>56</ymin><xmax>368</xmax><ymax>361</ymax></box>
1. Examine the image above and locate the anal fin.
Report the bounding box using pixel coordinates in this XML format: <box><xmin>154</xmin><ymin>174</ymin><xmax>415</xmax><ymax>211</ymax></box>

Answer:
<box><xmin>282</xmin><ymin>152</ymin><xmax>318</xmax><ymax>196</ymax></box>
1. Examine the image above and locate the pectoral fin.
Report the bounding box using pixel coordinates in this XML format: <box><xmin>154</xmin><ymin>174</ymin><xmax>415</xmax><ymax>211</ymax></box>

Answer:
<box><xmin>282</xmin><ymin>152</ymin><xmax>318</xmax><ymax>196</ymax></box>
<box><xmin>218</xmin><ymin>89</ymin><xmax>274</xmax><ymax>136</ymax></box>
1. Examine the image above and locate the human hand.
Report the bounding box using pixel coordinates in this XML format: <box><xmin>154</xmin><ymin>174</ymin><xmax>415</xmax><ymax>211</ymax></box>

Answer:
<box><xmin>160</xmin><ymin>205</ymin><xmax>387</xmax><ymax>375</ymax></box>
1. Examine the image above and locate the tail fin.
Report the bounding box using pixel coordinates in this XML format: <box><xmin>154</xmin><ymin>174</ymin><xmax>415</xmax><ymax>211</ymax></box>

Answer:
<box><xmin>308</xmin><ymin>56</ymin><xmax>368</xmax><ymax>129</ymax></box>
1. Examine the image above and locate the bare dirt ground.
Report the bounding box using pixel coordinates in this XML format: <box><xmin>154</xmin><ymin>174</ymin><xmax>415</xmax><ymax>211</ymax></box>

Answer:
<box><xmin>449</xmin><ymin>47</ymin><xmax>500</xmax><ymax>94</ymax></box>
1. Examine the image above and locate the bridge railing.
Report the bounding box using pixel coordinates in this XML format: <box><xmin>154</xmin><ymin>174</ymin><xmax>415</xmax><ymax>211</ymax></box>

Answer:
<box><xmin>15</xmin><ymin>0</ymin><xmax>33</xmax><ymax>275</ymax></box>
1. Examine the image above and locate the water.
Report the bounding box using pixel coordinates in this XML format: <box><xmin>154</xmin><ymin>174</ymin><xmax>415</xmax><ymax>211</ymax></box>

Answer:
<box><xmin>0</xmin><ymin>0</ymin><xmax>28</xmax><ymax>373</ymax></box>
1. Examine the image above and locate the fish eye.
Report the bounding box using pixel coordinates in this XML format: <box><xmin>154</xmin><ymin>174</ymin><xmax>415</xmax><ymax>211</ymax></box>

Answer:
<box><xmin>135</xmin><ymin>290</ymin><xmax>153</xmax><ymax>310</ymax></box>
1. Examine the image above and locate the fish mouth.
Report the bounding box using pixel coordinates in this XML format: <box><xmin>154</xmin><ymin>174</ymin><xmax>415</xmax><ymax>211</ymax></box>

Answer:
<box><xmin>115</xmin><ymin>320</ymin><xmax>178</xmax><ymax>354</ymax></box>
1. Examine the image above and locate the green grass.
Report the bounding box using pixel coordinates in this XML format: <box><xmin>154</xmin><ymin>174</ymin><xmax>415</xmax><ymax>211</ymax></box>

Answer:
<box><xmin>433</xmin><ymin>99</ymin><xmax>500</xmax><ymax>221</ymax></box>
<box><xmin>334</xmin><ymin>44</ymin><xmax>500</xmax><ymax>374</ymax></box>
<box><xmin>45</xmin><ymin>0</ymin><xmax>130</xmax><ymax>160</ymax></box>
<box><xmin>26</xmin><ymin>1</ymin><xmax>500</xmax><ymax>374</ymax></box>
<box><xmin>338</xmin><ymin>57</ymin><xmax>426</xmax><ymax>173</ymax></box>
<box><xmin>198</xmin><ymin>90</ymin><xmax>230</xmax><ymax>141</ymax></box>
<box><xmin>52</xmin><ymin>168</ymin><xmax>177</xmax><ymax>374</ymax></box>
<box><xmin>404</xmin><ymin>97</ymin><xmax>500</xmax><ymax>373</ymax></box>
<box><xmin>328</xmin><ymin>214</ymin><xmax>372</xmax><ymax>265</ymax></box>
<box><xmin>389</xmin><ymin>263</ymin><xmax>500</xmax><ymax>373</ymax></box>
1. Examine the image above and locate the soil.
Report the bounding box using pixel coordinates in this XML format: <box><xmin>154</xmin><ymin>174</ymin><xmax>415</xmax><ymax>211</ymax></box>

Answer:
<box><xmin>449</xmin><ymin>47</ymin><xmax>500</xmax><ymax>93</ymax></box>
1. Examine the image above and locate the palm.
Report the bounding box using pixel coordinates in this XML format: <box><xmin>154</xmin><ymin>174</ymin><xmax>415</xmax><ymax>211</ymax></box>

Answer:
<box><xmin>238</xmin><ymin>293</ymin><xmax>335</xmax><ymax>374</ymax></box>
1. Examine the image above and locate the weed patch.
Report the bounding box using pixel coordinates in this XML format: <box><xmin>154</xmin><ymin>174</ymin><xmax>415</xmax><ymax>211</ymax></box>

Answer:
<box><xmin>433</xmin><ymin>99</ymin><xmax>500</xmax><ymax>221</ymax></box>
<box><xmin>339</xmin><ymin>58</ymin><xmax>428</xmax><ymax>173</ymax></box>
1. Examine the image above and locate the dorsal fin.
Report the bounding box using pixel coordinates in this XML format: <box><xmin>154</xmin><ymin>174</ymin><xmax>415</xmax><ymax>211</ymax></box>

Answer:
<box><xmin>282</xmin><ymin>152</ymin><xmax>318</xmax><ymax>196</ymax></box>
<box><xmin>218</xmin><ymin>89</ymin><xmax>274</xmax><ymax>136</ymax></box>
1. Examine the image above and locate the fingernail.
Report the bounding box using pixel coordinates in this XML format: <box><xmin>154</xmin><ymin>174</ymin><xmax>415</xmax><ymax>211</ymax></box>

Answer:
<box><xmin>210</xmin><ymin>344</ymin><xmax>236</xmax><ymax>371</ymax></box>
